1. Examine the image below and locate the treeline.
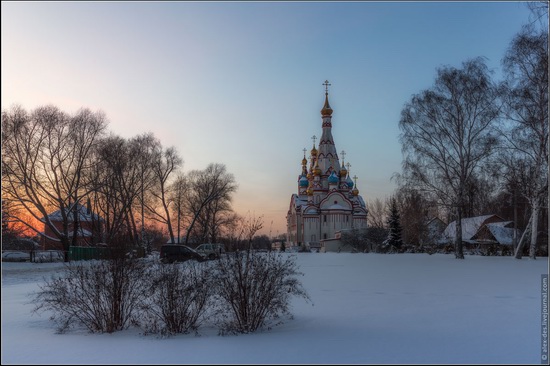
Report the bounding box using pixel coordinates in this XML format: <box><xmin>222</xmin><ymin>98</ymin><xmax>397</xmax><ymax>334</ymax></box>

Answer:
<box><xmin>391</xmin><ymin>7</ymin><xmax>548</xmax><ymax>259</ymax></box>
<box><xmin>1</xmin><ymin>105</ymin><xmax>242</xmax><ymax>261</ymax></box>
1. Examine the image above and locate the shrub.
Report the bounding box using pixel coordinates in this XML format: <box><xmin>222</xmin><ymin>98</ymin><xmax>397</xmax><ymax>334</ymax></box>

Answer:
<box><xmin>212</xmin><ymin>250</ymin><xmax>310</xmax><ymax>335</ymax></box>
<box><xmin>32</xmin><ymin>258</ymin><xmax>147</xmax><ymax>333</ymax></box>
<box><xmin>140</xmin><ymin>261</ymin><xmax>213</xmax><ymax>336</ymax></box>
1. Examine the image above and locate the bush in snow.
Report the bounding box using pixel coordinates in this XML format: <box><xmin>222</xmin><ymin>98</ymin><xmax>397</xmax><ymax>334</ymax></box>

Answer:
<box><xmin>139</xmin><ymin>261</ymin><xmax>213</xmax><ymax>336</ymax></box>
<box><xmin>32</xmin><ymin>257</ymin><xmax>148</xmax><ymax>333</ymax></box>
<box><xmin>212</xmin><ymin>250</ymin><xmax>310</xmax><ymax>335</ymax></box>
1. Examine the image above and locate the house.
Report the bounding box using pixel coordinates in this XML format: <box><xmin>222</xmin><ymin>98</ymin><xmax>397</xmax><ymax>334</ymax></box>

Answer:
<box><xmin>41</xmin><ymin>203</ymin><xmax>103</xmax><ymax>250</ymax></box>
<box><xmin>425</xmin><ymin>217</ymin><xmax>447</xmax><ymax>245</ymax></box>
<box><xmin>439</xmin><ymin>214</ymin><xmax>520</xmax><ymax>248</ymax></box>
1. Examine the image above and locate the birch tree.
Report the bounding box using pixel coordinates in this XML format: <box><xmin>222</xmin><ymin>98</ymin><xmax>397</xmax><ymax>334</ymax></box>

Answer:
<box><xmin>399</xmin><ymin>58</ymin><xmax>501</xmax><ymax>259</ymax></box>
<box><xmin>501</xmin><ymin>26</ymin><xmax>548</xmax><ymax>259</ymax></box>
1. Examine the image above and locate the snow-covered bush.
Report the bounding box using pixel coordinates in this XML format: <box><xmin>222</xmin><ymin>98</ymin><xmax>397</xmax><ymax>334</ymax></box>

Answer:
<box><xmin>32</xmin><ymin>258</ymin><xmax>148</xmax><ymax>333</ymax></box>
<box><xmin>212</xmin><ymin>250</ymin><xmax>310</xmax><ymax>335</ymax></box>
<box><xmin>139</xmin><ymin>261</ymin><xmax>213</xmax><ymax>336</ymax></box>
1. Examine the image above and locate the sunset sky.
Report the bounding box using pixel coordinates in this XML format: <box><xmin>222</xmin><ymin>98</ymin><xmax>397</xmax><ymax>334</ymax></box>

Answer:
<box><xmin>1</xmin><ymin>2</ymin><xmax>534</xmax><ymax>237</ymax></box>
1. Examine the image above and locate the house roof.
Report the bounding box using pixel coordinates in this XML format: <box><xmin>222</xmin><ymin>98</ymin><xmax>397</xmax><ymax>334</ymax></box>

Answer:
<box><xmin>440</xmin><ymin>215</ymin><xmax>518</xmax><ymax>245</ymax></box>
<box><xmin>484</xmin><ymin>223</ymin><xmax>519</xmax><ymax>246</ymax></box>
<box><xmin>43</xmin><ymin>203</ymin><xmax>101</xmax><ymax>222</ymax></box>
<box><xmin>441</xmin><ymin>214</ymin><xmax>500</xmax><ymax>241</ymax></box>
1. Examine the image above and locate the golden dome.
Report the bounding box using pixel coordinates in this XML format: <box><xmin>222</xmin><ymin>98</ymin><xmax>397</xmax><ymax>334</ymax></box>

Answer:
<box><xmin>352</xmin><ymin>187</ymin><xmax>359</xmax><ymax>196</ymax></box>
<box><xmin>321</xmin><ymin>94</ymin><xmax>333</xmax><ymax>117</ymax></box>
<box><xmin>307</xmin><ymin>187</ymin><xmax>313</xmax><ymax>196</ymax></box>
<box><xmin>313</xmin><ymin>159</ymin><xmax>321</xmax><ymax>176</ymax></box>
<box><xmin>302</xmin><ymin>157</ymin><xmax>307</xmax><ymax>165</ymax></box>
<box><xmin>311</xmin><ymin>146</ymin><xmax>318</xmax><ymax>156</ymax></box>
<box><xmin>340</xmin><ymin>167</ymin><xmax>347</xmax><ymax>176</ymax></box>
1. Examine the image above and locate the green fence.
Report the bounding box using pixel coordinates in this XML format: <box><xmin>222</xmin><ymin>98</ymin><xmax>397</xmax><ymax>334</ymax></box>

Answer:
<box><xmin>68</xmin><ymin>246</ymin><xmax>145</xmax><ymax>261</ymax></box>
<box><xmin>69</xmin><ymin>246</ymin><xmax>111</xmax><ymax>261</ymax></box>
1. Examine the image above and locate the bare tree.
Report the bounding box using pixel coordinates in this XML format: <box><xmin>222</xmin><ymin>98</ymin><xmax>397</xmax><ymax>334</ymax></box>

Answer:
<box><xmin>501</xmin><ymin>25</ymin><xmax>548</xmax><ymax>259</ymax></box>
<box><xmin>399</xmin><ymin>58</ymin><xmax>501</xmax><ymax>259</ymax></box>
<box><xmin>395</xmin><ymin>187</ymin><xmax>430</xmax><ymax>246</ymax></box>
<box><xmin>184</xmin><ymin>163</ymin><xmax>237</xmax><ymax>246</ymax></box>
<box><xmin>527</xmin><ymin>1</ymin><xmax>549</xmax><ymax>29</ymax></box>
<box><xmin>90</xmin><ymin>135</ymin><xmax>145</xmax><ymax>246</ymax></box>
<box><xmin>130</xmin><ymin>133</ymin><xmax>160</xmax><ymax>249</ymax></box>
<box><xmin>2</xmin><ymin>105</ymin><xmax>107</xmax><ymax>261</ymax></box>
<box><xmin>366</xmin><ymin>198</ymin><xmax>387</xmax><ymax>229</ymax></box>
<box><xmin>169</xmin><ymin>174</ymin><xmax>188</xmax><ymax>244</ymax></box>
<box><xmin>146</xmin><ymin>145</ymin><xmax>183</xmax><ymax>244</ymax></box>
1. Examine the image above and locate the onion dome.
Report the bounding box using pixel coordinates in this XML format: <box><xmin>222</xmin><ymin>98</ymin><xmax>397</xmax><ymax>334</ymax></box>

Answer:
<box><xmin>302</xmin><ymin>156</ymin><xmax>307</xmax><ymax>165</ymax></box>
<box><xmin>346</xmin><ymin>175</ymin><xmax>354</xmax><ymax>188</ymax></box>
<box><xmin>311</xmin><ymin>145</ymin><xmax>318</xmax><ymax>157</ymax></box>
<box><xmin>351</xmin><ymin>175</ymin><xmax>359</xmax><ymax>195</ymax></box>
<box><xmin>321</xmin><ymin>93</ymin><xmax>333</xmax><ymax>117</ymax></box>
<box><xmin>307</xmin><ymin>172</ymin><xmax>313</xmax><ymax>180</ymax></box>
<box><xmin>314</xmin><ymin>160</ymin><xmax>322</xmax><ymax>176</ymax></box>
<box><xmin>299</xmin><ymin>175</ymin><xmax>309</xmax><ymax>187</ymax></box>
<box><xmin>328</xmin><ymin>171</ymin><xmax>339</xmax><ymax>184</ymax></box>
<box><xmin>340</xmin><ymin>165</ymin><xmax>347</xmax><ymax>177</ymax></box>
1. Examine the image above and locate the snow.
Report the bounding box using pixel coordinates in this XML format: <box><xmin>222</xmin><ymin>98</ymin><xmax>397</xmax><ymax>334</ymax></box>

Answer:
<box><xmin>486</xmin><ymin>223</ymin><xmax>519</xmax><ymax>246</ymax></box>
<box><xmin>43</xmin><ymin>203</ymin><xmax>100</xmax><ymax>222</ymax></box>
<box><xmin>442</xmin><ymin>215</ymin><xmax>495</xmax><ymax>241</ymax></box>
<box><xmin>2</xmin><ymin>253</ymin><xmax>547</xmax><ymax>364</ymax></box>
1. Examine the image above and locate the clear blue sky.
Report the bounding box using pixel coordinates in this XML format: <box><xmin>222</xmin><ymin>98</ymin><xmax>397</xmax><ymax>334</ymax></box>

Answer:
<box><xmin>1</xmin><ymin>1</ymin><xmax>534</xmax><ymax>237</ymax></box>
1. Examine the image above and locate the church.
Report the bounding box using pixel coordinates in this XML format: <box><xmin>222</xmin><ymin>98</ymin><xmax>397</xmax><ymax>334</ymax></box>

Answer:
<box><xmin>286</xmin><ymin>82</ymin><xmax>368</xmax><ymax>251</ymax></box>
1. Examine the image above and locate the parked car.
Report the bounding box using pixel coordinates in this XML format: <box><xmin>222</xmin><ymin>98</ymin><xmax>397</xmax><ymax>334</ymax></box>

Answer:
<box><xmin>33</xmin><ymin>250</ymin><xmax>64</xmax><ymax>263</ymax></box>
<box><xmin>195</xmin><ymin>243</ymin><xmax>226</xmax><ymax>260</ymax></box>
<box><xmin>160</xmin><ymin>244</ymin><xmax>205</xmax><ymax>263</ymax></box>
<box><xmin>2</xmin><ymin>251</ymin><xmax>30</xmax><ymax>262</ymax></box>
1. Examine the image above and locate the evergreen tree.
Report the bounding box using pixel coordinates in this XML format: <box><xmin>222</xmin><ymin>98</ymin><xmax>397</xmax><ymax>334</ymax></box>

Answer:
<box><xmin>384</xmin><ymin>197</ymin><xmax>403</xmax><ymax>250</ymax></box>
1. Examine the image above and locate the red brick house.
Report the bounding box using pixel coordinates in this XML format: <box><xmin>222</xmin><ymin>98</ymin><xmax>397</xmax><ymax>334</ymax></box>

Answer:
<box><xmin>41</xmin><ymin>203</ymin><xmax>103</xmax><ymax>250</ymax></box>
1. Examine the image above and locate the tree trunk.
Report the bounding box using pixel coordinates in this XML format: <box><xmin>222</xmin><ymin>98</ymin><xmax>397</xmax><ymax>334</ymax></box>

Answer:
<box><xmin>455</xmin><ymin>201</ymin><xmax>464</xmax><ymax>259</ymax></box>
<box><xmin>514</xmin><ymin>213</ymin><xmax>532</xmax><ymax>259</ymax></box>
<box><xmin>513</xmin><ymin>187</ymin><xmax>518</xmax><ymax>252</ymax></box>
<box><xmin>528</xmin><ymin>199</ymin><xmax>540</xmax><ymax>259</ymax></box>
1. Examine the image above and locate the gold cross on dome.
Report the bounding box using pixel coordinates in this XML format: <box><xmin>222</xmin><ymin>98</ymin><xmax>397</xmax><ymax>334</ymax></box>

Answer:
<box><xmin>323</xmin><ymin>80</ymin><xmax>331</xmax><ymax>94</ymax></box>
<box><xmin>311</xmin><ymin>135</ymin><xmax>317</xmax><ymax>146</ymax></box>
<box><xmin>302</xmin><ymin>148</ymin><xmax>307</xmax><ymax>157</ymax></box>
<box><xmin>353</xmin><ymin>175</ymin><xmax>358</xmax><ymax>185</ymax></box>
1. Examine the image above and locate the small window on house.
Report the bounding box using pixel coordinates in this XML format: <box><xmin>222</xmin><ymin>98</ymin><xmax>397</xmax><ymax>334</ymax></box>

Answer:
<box><xmin>323</xmin><ymin>233</ymin><xmax>327</xmax><ymax>239</ymax></box>
<box><xmin>324</xmin><ymin>215</ymin><xmax>327</xmax><ymax>223</ymax></box>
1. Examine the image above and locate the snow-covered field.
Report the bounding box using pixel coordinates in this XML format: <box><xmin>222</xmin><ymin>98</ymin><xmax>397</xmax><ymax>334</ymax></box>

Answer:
<box><xmin>1</xmin><ymin>253</ymin><xmax>547</xmax><ymax>364</ymax></box>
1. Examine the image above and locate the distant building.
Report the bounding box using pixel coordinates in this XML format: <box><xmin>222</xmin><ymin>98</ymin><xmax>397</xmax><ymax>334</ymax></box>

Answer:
<box><xmin>439</xmin><ymin>214</ymin><xmax>520</xmax><ymax>247</ymax></box>
<box><xmin>286</xmin><ymin>82</ymin><xmax>368</xmax><ymax>252</ymax></box>
<box><xmin>41</xmin><ymin>203</ymin><xmax>103</xmax><ymax>250</ymax></box>
<box><xmin>425</xmin><ymin>217</ymin><xmax>447</xmax><ymax>245</ymax></box>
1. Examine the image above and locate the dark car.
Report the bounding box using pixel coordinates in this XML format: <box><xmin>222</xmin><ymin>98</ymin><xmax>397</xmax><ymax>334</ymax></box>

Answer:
<box><xmin>160</xmin><ymin>244</ymin><xmax>205</xmax><ymax>263</ymax></box>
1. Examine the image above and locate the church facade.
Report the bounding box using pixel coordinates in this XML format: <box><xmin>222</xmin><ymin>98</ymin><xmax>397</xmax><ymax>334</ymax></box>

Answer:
<box><xmin>286</xmin><ymin>82</ymin><xmax>368</xmax><ymax>251</ymax></box>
